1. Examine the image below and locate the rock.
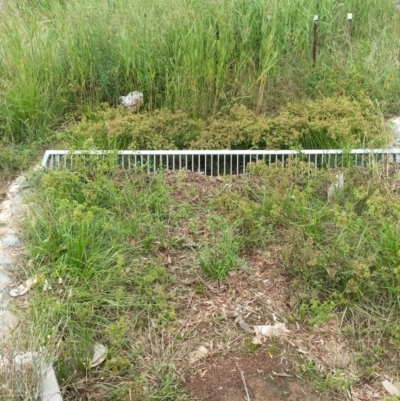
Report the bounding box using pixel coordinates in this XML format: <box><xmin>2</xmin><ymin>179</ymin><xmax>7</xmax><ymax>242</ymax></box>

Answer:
<box><xmin>11</xmin><ymin>194</ymin><xmax>23</xmax><ymax>214</ymax></box>
<box><xmin>0</xmin><ymin>325</ymin><xmax>9</xmax><ymax>340</ymax></box>
<box><xmin>0</xmin><ymin>288</ymin><xmax>9</xmax><ymax>307</ymax></box>
<box><xmin>21</xmin><ymin>180</ymin><xmax>33</xmax><ymax>190</ymax></box>
<box><xmin>0</xmin><ymin>253</ymin><xmax>11</xmax><ymax>267</ymax></box>
<box><xmin>8</xmin><ymin>183</ymin><xmax>20</xmax><ymax>195</ymax></box>
<box><xmin>0</xmin><ymin>310</ymin><xmax>19</xmax><ymax>330</ymax></box>
<box><xmin>0</xmin><ymin>272</ymin><xmax>11</xmax><ymax>289</ymax></box>
<box><xmin>2</xmin><ymin>234</ymin><xmax>20</xmax><ymax>248</ymax></box>
<box><xmin>0</xmin><ymin>201</ymin><xmax>12</xmax><ymax>224</ymax></box>
<box><xmin>0</xmin><ymin>311</ymin><xmax>20</xmax><ymax>339</ymax></box>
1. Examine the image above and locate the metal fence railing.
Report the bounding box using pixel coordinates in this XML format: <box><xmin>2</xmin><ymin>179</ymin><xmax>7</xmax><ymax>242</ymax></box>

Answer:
<box><xmin>41</xmin><ymin>149</ymin><xmax>400</xmax><ymax>176</ymax></box>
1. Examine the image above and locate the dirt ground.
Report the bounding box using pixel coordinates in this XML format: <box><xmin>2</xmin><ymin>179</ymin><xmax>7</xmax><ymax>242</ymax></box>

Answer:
<box><xmin>176</xmin><ymin>249</ymin><xmax>347</xmax><ymax>401</ymax></box>
<box><xmin>188</xmin><ymin>350</ymin><xmax>328</xmax><ymax>401</ymax></box>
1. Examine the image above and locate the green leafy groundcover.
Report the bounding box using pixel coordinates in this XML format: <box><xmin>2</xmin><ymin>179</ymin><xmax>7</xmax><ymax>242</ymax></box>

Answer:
<box><xmin>61</xmin><ymin>95</ymin><xmax>388</xmax><ymax>151</ymax></box>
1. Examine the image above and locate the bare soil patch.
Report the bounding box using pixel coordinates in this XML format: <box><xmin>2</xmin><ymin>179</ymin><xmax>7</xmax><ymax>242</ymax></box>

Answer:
<box><xmin>172</xmin><ymin>248</ymin><xmax>351</xmax><ymax>400</ymax></box>
<box><xmin>188</xmin><ymin>350</ymin><xmax>327</xmax><ymax>401</ymax></box>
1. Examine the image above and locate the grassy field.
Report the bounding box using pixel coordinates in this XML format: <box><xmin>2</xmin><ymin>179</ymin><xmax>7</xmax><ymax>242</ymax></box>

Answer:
<box><xmin>0</xmin><ymin>0</ymin><xmax>400</xmax><ymax>145</ymax></box>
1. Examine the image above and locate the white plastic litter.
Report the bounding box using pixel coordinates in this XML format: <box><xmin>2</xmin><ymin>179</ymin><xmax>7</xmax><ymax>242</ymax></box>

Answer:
<box><xmin>253</xmin><ymin>323</ymin><xmax>290</xmax><ymax>343</ymax></box>
<box><xmin>0</xmin><ymin>351</ymin><xmax>62</xmax><ymax>401</ymax></box>
<box><xmin>390</xmin><ymin>116</ymin><xmax>400</xmax><ymax>146</ymax></box>
<box><xmin>91</xmin><ymin>343</ymin><xmax>108</xmax><ymax>368</ymax></box>
<box><xmin>9</xmin><ymin>276</ymin><xmax>38</xmax><ymax>297</ymax></box>
<box><xmin>327</xmin><ymin>172</ymin><xmax>344</xmax><ymax>200</ymax></box>
<box><xmin>382</xmin><ymin>379</ymin><xmax>400</xmax><ymax>396</ymax></box>
<box><xmin>119</xmin><ymin>91</ymin><xmax>143</xmax><ymax>112</ymax></box>
<box><xmin>188</xmin><ymin>345</ymin><xmax>208</xmax><ymax>364</ymax></box>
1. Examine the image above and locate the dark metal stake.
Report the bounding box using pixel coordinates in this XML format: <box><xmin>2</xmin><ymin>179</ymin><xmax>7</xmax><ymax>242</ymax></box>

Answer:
<box><xmin>312</xmin><ymin>15</ymin><xmax>318</xmax><ymax>67</ymax></box>
<box><xmin>344</xmin><ymin>13</ymin><xmax>352</xmax><ymax>66</ymax></box>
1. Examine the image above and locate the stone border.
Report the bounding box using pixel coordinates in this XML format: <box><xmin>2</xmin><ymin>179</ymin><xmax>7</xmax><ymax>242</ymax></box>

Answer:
<box><xmin>0</xmin><ymin>171</ymin><xmax>62</xmax><ymax>401</ymax></box>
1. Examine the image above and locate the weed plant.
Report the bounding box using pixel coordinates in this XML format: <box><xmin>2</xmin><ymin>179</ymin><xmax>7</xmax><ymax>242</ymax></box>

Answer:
<box><xmin>0</xmin><ymin>142</ymin><xmax>41</xmax><ymax>200</ymax></box>
<box><xmin>0</xmin><ymin>0</ymin><xmax>399</xmax><ymax>143</ymax></box>
<box><xmin>198</xmin><ymin>216</ymin><xmax>242</xmax><ymax>280</ymax></box>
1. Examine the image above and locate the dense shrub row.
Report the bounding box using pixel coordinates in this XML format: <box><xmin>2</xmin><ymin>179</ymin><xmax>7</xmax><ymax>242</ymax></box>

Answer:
<box><xmin>63</xmin><ymin>96</ymin><xmax>388</xmax><ymax>151</ymax></box>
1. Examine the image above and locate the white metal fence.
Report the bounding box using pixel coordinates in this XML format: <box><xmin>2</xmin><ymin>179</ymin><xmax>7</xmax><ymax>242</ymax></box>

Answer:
<box><xmin>41</xmin><ymin>149</ymin><xmax>400</xmax><ymax>176</ymax></box>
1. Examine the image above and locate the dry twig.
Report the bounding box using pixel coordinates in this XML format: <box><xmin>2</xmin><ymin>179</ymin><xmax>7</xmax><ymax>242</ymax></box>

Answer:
<box><xmin>236</xmin><ymin>362</ymin><xmax>251</xmax><ymax>401</ymax></box>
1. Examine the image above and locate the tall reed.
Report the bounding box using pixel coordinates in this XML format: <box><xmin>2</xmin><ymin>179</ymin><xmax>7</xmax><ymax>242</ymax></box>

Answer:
<box><xmin>0</xmin><ymin>0</ymin><xmax>399</xmax><ymax>143</ymax></box>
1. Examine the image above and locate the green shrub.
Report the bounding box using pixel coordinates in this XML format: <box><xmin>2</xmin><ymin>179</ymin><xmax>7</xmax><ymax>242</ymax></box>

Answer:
<box><xmin>63</xmin><ymin>105</ymin><xmax>204</xmax><ymax>150</ymax></box>
<box><xmin>63</xmin><ymin>96</ymin><xmax>388</xmax><ymax>151</ymax></box>
<box><xmin>0</xmin><ymin>143</ymin><xmax>37</xmax><ymax>175</ymax></box>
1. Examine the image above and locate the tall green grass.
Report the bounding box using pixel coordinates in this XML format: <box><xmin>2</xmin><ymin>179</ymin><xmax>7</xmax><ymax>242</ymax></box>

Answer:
<box><xmin>1</xmin><ymin>0</ymin><xmax>400</xmax><ymax>143</ymax></box>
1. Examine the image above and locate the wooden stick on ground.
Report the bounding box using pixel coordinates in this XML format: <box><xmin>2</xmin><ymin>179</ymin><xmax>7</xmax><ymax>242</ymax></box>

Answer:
<box><xmin>236</xmin><ymin>362</ymin><xmax>251</xmax><ymax>401</ymax></box>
